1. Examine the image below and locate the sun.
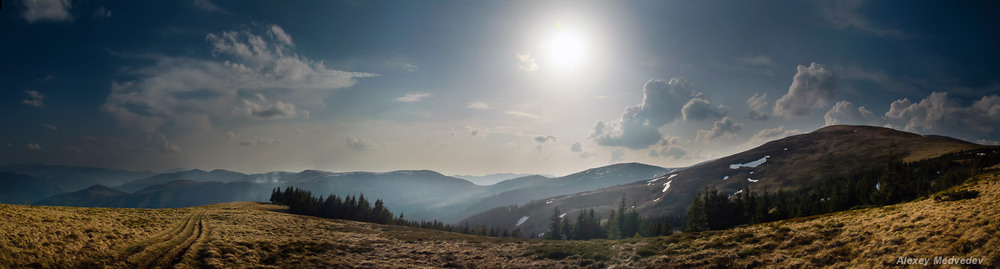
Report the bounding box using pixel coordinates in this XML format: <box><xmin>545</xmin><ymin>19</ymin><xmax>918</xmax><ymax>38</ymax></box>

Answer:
<box><xmin>542</xmin><ymin>23</ymin><xmax>587</xmax><ymax>71</ymax></box>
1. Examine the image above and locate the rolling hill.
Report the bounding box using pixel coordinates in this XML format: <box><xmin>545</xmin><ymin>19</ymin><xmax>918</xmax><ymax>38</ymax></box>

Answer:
<box><xmin>3</xmin><ymin>166</ymin><xmax>998</xmax><ymax>267</ymax></box>
<box><xmin>461</xmin><ymin>125</ymin><xmax>987</xmax><ymax>236</ymax></box>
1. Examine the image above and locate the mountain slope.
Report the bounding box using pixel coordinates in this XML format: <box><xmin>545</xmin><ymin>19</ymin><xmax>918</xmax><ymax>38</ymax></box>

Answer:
<box><xmin>461</xmin><ymin>125</ymin><xmax>986</xmax><ymax>236</ymax></box>
<box><xmin>0</xmin><ymin>165</ymin><xmax>152</xmax><ymax>203</ymax></box>
<box><xmin>0</xmin><ymin>172</ymin><xmax>61</xmax><ymax>204</ymax></box>
<box><xmin>453</xmin><ymin>173</ymin><xmax>551</xmax><ymax>185</ymax></box>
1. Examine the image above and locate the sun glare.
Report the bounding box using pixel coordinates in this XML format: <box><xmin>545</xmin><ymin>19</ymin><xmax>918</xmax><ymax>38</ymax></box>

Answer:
<box><xmin>542</xmin><ymin>25</ymin><xmax>587</xmax><ymax>71</ymax></box>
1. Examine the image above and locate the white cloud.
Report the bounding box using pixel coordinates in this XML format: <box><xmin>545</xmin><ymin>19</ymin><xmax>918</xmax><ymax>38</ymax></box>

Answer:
<box><xmin>101</xmin><ymin>24</ymin><xmax>374</xmax><ymax>134</ymax></box>
<box><xmin>466</xmin><ymin>102</ymin><xmax>489</xmax><ymax>110</ymax></box>
<box><xmin>394</xmin><ymin>92</ymin><xmax>432</xmax><ymax>103</ymax></box>
<box><xmin>505</xmin><ymin>111</ymin><xmax>539</xmax><ymax>119</ymax></box>
<box><xmin>24</xmin><ymin>143</ymin><xmax>42</xmax><ymax>150</ymax></box>
<box><xmin>824</xmin><ymin>100</ymin><xmax>877</xmax><ymax>126</ymax></box>
<box><xmin>43</xmin><ymin>123</ymin><xmax>58</xmax><ymax>130</ymax></box>
<box><xmin>94</xmin><ymin>7</ymin><xmax>112</xmax><ymax>18</ymax></box>
<box><xmin>22</xmin><ymin>90</ymin><xmax>45</xmax><ymax>108</ymax></box>
<box><xmin>589</xmin><ymin>78</ymin><xmax>700</xmax><ymax>149</ymax></box>
<box><xmin>269</xmin><ymin>25</ymin><xmax>294</xmax><ymax>47</ymax></box>
<box><xmin>773</xmin><ymin>62</ymin><xmax>838</xmax><ymax>118</ymax></box>
<box><xmin>147</xmin><ymin>132</ymin><xmax>181</xmax><ymax>153</ymax></box>
<box><xmin>884</xmin><ymin>92</ymin><xmax>1000</xmax><ymax>135</ymax></box>
<box><xmin>820</xmin><ymin>0</ymin><xmax>907</xmax><ymax>38</ymax></box>
<box><xmin>346</xmin><ymin>136</ymin><xmax>376</xmax><ymax>151</ymax></box>
<box><xmin>747</xmin><ymin>92</ymin><xmax>769</xmax><ymax>121</ymax></box>
<box><xmin>682</xmin><ymin>98</ymin><xmax>726</xmax><ymax>121</ymax></box>
<box><xmin>570</xmin><ymin>142</ymin><xmax>582</xmax><ymax>152</ymax></box>
<box><xmin>517</xmin><ymin>53</ymin><xmax>538</xmax><ymax>72</ymax></box>
<box><xmin>240</xmin><ymin>138</ymin><xmax>282</xmax><ymax>146</ymax></box>
<box><xmin>21</xmin><ymin>0</ymin><xmax>73</xmax><ymax>23</ymax></box>
<box><xmin>696</xmin><ymin>117</ymin><xmax>743</xmax><ymax>143</ymax></box>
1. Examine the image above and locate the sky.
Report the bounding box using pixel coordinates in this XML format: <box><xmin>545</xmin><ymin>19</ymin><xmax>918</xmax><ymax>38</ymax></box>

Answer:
<box><xmin>3</xmin><ymin>0</ymin><xmax>1000</xmax><ymax>176</ymax></box>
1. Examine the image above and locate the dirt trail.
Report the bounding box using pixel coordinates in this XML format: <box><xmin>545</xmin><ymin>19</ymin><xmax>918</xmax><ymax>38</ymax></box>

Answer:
<box><xmin>125</xmin><ymin>211</ymin><xmax>207</xmax><ymax>268</ymax></box>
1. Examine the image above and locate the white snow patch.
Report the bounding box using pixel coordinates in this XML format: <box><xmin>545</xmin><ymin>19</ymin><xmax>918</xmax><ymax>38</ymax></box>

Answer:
<box><xmin>749</xmin><ymin>171</ymin><xmax>754</xmax><ymax>174</ymax></box>
<box><xmin>747</xmin><ymin>178</ymin><xmax>759</xmax><ymax>183</ymax></box>
<box><xmin>723</xmin><ymin>176</ymin><xmax>729</xmax><ymax>180</ymax></box>
<box><xmin>649</xmin><ymin>174</ymin><xmax>676</xmax><ymax>183</ymax></box>
<box><xmin>653</xmin><ymin>198</ymin><xmax>660</xmax><ymax>203</ymax></box>
<box><xmin>662</xmin><ymin>180</ymin><xmax>673</xmax><ymax>193</ymax></box>
<box><xmin>546</xmin><ymin>200</ymin><xmax>553</xmax><ymax>204</ymax></box>
<box><xmin>516</xmin><ymin>216</ymin><xmax>529</xmax><ymax>226</ymax></box>
<box><xmin>730</xmin><ymin>155</ymin><xmax>770</xmax><ymax>169</ymax></box>
<box><xmin>559</xmin><ymin>213</ymin><xmax>567</xmax><ymax>219</ymax></box>
<box><xmin>734</xmin><ymin>189</ymin><xmax>744</xmax><ymax>196</ymax></box>
<box><xmin>784</xmin><ymin>147</ymin><xmax>788</xmax><ymax>151</ymax></box>
<box><xmin>876</xmin><ymin>182</ymin><xmax>881</xmax><ymax>191</ymax></box>
<box><xmin>668</xmin><ymin>174</ymin><xmax>677</xmax><ymax>179</ymax></box>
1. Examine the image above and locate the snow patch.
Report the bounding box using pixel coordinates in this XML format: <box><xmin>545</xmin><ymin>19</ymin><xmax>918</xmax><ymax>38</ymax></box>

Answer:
<box><xmin>662</xmin><ymin>180</ymin><xmax>673</xmax><ymax>193</ymax></box>
<box><xmin>516</xmin><ymin>216</ymin><xmax>529</xmax><ymax>226</ymax></box>
<box><xmin>546</xmin><ymin>200</ymin><xmax>553</xmax><ymax>204</ymax></box>
<box><xmin>734</xmin><ymin>189</ymin><xmax>744</xmax><ymax>196</ymax></box>
<box><xmin>730</xmin><ymin>155</ymin><xmax>770</xmax><ymax>169</ymax></box>
<box><xmin>723</xmin><ymin>176</ymin><xmax>729</xmax><ymax>180</ymax></box>
<box><xmin>784</xmin><ymin>147</ymin><xmax>788</xmax><ymax>151</ymax></box>
<box><xmin>747</xmin><ymin>178</ymin><xmax>759</xmax><ymax>183</ymax></box>
<box><xmin>652</xmin><ymin>198</ymin><xmax>660</xmax><ymax>203</ymax></box>
<box><xmin>559</xmin><ymin>213</ymin><xmax>567</xmax><ymax>219</ymax></box>
<box><xmin>649</xmin><ymin>174</ymin><xmax>676</xmax><ymax>183</ymax></box>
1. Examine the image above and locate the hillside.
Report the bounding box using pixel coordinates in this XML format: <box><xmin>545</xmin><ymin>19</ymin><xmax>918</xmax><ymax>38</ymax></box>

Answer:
<box><xmin>462</xmin><ymin>125</ymin><xmax>987</xmax><ymax>236</ymax></box>
<box><xmin>3</xmin><ymin>168</ymin><xmax>998</xmax><ymax>267</ymax></box>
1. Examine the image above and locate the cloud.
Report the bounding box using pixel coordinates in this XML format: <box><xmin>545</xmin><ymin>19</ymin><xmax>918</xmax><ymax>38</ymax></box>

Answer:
<box><xmin>534</xmin><ymin>135</ymin><xmax>556</xmax><ymax>143</ymax></box>
<box><xmin>240</xmin><ymin>138</ymin><xmax>282</xmax><ymax>146</ymax></box>
<box><xmin>773</xmin><ymin>62</ymin><xmax>838</xmax><ymax>118</ymax></box>
<box><xmin>62</xmin><ymin>145</ymin><xmax>82</xmax><ymax>153</ymax></box>
<box><xmin>227</xmin><ymin>131</ymin><xmax>237</xmax><ymax>141</ymax></box>
<box><xmin>101</xmin><ymin>24</ymin><xmax>374</xmax><ymax>134</ymax></box>
<box><xmin>682</xmin><ymin>98</ymin><xmax>726</xmax><ymax>121</ymax></box>
<box><xmin>22</xmin><ymin>90</ymin><xmax>45</xmax><ymax>107</ymax></box>
<box><xmin>235</xmin><ymin>94</ymin><xmax>307</xmax><ymax>120</ymax></box>
<box><xmin>94</xmin><ymin>7</ymin><xmax>112</xmax><ymax>18</ymax></box>
<box><xmin>21</xmin><ymin>0</ymin><xmax>73</xmax><ymax>23</ymax></box>
<box><xmin>570</xmin><ymin>142</ymin><xmax>582</xmax><ymax>152</ymax></box>
<box><xmin>269</xmin><ymin>25</ymin><xmax>294</xmax><ymax>47</ymax></box>
<box><xmin>883</xmin><ymin>92</ymin><xmax>1000</xmax><ymax>135</ymax></box>
<box><xmin>824</xmin><ymin>100</ymin><xmax>877</xmax><ymax>126</ymax></box>
<box><xmin>466</xmin><ymin>126</ymin><xmax>488</xmax><ymax>137</ymax></box>
<box><xmin>466</xmin><ymin>102</ymin><xmax>489</xmax><ymax>110</ymax></box>
<box><xmin>609</xmin><ymin>149</ymin><xmax>625</xmax><ymax>163</ymax></box>
<box><xmin>743</xmin><ymin>125</ymin><xmax>802</xmax><ymax>148</ymax></box>
<box><xmin>746</xmin><ymin>92</ymin><xmax>770</xmax><ymax>121</ymax></box>
<box><xmin>43</xmin><ymin>123</ymin><xmax>58</xmax><ymax>130</ymax></box>
<box><xmin>394</xmin><ymin>92</ymin><xmax>431</xmax><ymax>103</ymax></box>
<box><xmin>24</xmin><ymin>143</ymin><xmax>42</xmax><ymax>150</ymax></box>
<box><xmin>589</xmin><ymin>78</ymin><xmax>699</xmax><ymax>149</ymax></box>
<box><xmin>517</xmin><ymin>53</ymin><xmax>538</xmax><ymax>72</ymax></box>
<box><xmin>649</xmin><ymin>147</ymin><xmax>686</xmax><ymax>159</ymax></box>
<box><xmin>696</xmin><ymin>117</ymin><xmax>743</xmax><ymax>143</ymax></box>
<box><xmin>820</xmin><ymin>0</ymin><xmax>907</xmax><ymax>38</ymax></box>
<box><xmin>346</xmin><ymin>136</ymin><xmax>376</xmax><ymax>151</ymax></box>
<box><xmin>977</xmin><ymin>139</ymin><xmax>999</xmax><ymax>146</ymax></box>
<box><xmin>192</xmin><ymin>0</ymin><xmax>231</xmax><ymax>14</ymax></box>
<box><xmin>147</xmin><ymin>132</ymin><xmax>181</xmax><ymax>153</ymax></box>
<box><xmin>505</xmin><ymin>111</ymin><xmax>539</xmax><ymax>119</ymax></box>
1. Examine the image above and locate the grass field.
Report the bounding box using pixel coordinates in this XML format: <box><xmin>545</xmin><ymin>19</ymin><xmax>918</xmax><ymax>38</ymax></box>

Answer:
<box><xmin>3</xmin><ymin>170</ymin><xmax>999</xmax><ymax>268</ymax></box>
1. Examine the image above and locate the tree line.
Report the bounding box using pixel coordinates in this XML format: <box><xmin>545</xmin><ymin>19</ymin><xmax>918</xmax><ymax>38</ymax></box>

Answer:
<box><xmin>683</xmin><ymin>148</ymin><xmax>1000</xmax><ymax>232</ymax></box>
<box><xmin>544</xmin><ymin>196</ymin><xmax>674</xmax><ymax>240</ymax></box>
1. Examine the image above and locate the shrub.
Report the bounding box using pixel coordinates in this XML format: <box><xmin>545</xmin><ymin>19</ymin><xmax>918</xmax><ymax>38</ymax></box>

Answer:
<box><xmin>934</xmin><ymin>190</ymin><xmax>980</xmax><ymax>202</ymax></box>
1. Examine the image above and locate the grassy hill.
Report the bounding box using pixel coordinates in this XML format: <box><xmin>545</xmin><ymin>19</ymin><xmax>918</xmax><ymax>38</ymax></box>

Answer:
<box><xmin>3</xmin><ymin>166</ymin><xmax>999</xmax><ymax>267</ymax></box>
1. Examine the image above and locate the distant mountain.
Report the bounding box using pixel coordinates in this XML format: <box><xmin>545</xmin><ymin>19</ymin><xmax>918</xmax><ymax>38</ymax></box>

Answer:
<box><xmin>453</xmin><ymin>173</ymin><xmax>552</xmax><ymax>185</ymax></box>
<box><xmin>0</xmin><ymin>165</ymin><xmax>153</xmax><ymax>193</ymax></box>
<box><xmin>460</xmin><ymin>125</ymin><xmax>986</xmax><ymax>236</ymax></box>
<box><xmin>28</xmin><ymin>163</ymin><xmax>673</xmax><ymax>222</ymax></box>
<box><xmin>0</xmin><ymin>172</ymin><xmax>61</xmax><ymax>204</ymax></box>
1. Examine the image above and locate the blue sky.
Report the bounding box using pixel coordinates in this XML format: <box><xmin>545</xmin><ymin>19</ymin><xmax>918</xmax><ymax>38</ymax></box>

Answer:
<box><xmin>3</xmin><ymin>0</ymin><xmax>1000</xmax><ymax>175</ymax></box>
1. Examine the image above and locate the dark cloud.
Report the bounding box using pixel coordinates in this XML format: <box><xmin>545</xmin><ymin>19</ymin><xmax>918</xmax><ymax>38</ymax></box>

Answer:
<box><xmin>773</xmin><ymin>62</ymin><xmax>838</xmax><ymax>118</ymax></box>
<box><xmin>534</xmin><ymin>135</ymin><xmax>556</xmax><ymax>143</ymax></box>
<box><xmin>589</xmin><ymin>78</ymin><xmax>697</xmax><ymax>149</ymax></box>
<box><xmin>22</xmin><ymin>90</ymin><xmax>45</xmax><ymax>108</ymax></box>
<box><xmin>570</xmin><ymin>142</ymin><xmax>582</xmax><ymax>152</ymax></box>
<box><xmin>22</xmin><ymin>0</ymin><xmax>73</xmax><ymax>23</ymax></box>
<box><xmin>24</xmin><ymin>143</ymin><xmax>42</xmax><ymax>150</ymax></box>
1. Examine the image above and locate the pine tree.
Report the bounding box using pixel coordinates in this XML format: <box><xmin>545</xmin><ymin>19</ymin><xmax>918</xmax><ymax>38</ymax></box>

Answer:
<box><xmin>545</xmin><ymin>207</ymin><xmax>562</xmax><ymax>240</ymax></box>
<box><xmin>683</xmin><ymin>192</ymin><xmax>708</xmax><ymax>232</ymax></box>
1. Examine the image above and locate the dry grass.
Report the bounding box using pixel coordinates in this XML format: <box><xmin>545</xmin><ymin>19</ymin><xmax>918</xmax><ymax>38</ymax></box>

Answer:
<box><xmin>3</xmin><ymin>172</ymin><xmax>1000</xmax><ymax>268</ymax></box>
